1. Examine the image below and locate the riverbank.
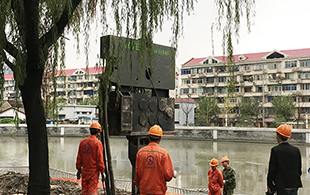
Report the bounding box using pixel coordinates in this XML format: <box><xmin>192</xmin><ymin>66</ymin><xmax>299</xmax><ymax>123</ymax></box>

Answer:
<box><xmin>1</xmin><ymin>124</ymin><xmax>310</xmax><ymax>144</ymax></box>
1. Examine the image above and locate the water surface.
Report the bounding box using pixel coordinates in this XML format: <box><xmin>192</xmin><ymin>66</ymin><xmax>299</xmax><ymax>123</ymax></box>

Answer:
<box><xmin>0</xmin><ymin>136</ymin><xmax>310</xmax><ymax>195</ymax></box>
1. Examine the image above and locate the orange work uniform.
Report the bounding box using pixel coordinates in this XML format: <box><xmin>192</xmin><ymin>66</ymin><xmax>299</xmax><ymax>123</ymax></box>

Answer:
<box><xmin>76</xmin><ymin>135</ymin><xmax>105</xmax><ymax>195</ymax></box>
<box><xmin>208</xmin><ymin>167</ymin><xmax>224</xmax><ymax>195</ymax></box>
<box><xmin>133</xmin><ymin>142</ymin><xmax>174</xmax><ymax>195</ymax></box>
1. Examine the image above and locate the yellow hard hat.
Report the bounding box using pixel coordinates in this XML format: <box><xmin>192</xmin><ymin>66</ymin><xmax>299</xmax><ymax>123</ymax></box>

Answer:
<box><xmin>148</xmin><ymin>125</ymin><xmax>163</xmax><ymax>137</ymax></box>
<box><xmin>210</xmin><ymin>158</ymin><xmax>219</xmax><ymax>166</ymax></box>
<box><xmin>90</xmin><ymin>122</ymin><xmax>102</xmax><ymax>132</ymax></box>
<box><xmin>276</xmin><ymin>124</ymin><xmax>291</xmax><ymax>138</ymax></box>
<box><xmin>221</xmin><ymin>157</ymin><xmax>230</xmax><ymax>163</ymax></box>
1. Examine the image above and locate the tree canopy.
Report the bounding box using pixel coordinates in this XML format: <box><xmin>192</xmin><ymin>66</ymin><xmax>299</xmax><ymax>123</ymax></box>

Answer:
<box><xmin>196</xmin><ymin>96</ymin><xmax>220</xmax><ymax>126</ymax></box>
<box><xmin>238</xmin><ymin>97</ymin><xmax>261</xmax><ymax>126</ymax></box>
<box><xmin>0</xmin><ymin>0</ymin><xmax>255</xmax><ymax>194</ymax></box>
<box><xmin>271</xmin><ymin>95</ymin><xmax>296</xmax><ymax>127</ymax></box>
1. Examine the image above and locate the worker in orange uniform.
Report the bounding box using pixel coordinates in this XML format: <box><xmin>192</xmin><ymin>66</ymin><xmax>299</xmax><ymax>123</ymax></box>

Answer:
<box><xmin>76</xmin><ymin>122</ymin><xmax>105</xmax><ymax>195</ymax></box>
<box><xmin>133</xmin><ymin>125</ymin><xmax>177</xmax><ymax>195</ymax></box>
<box><xmin>208</xmin><ymin>158</ymin><xmax>224</xmax><ymax>195</ymax></box>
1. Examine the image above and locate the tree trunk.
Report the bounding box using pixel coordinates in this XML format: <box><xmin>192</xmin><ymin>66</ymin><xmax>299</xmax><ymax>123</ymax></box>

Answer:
<box><xmin>20</xmin><ymin>64</ymin><xmax>50</xmax><ymax>194</ymax></box>
<box><xmin>21</xmin><ymin>80</ymin><xmax>50</xmax><ymax>194</ymax></box>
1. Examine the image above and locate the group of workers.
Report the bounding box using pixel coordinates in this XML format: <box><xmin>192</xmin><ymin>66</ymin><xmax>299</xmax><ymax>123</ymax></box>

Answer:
<box><xmin>75</xmin><ymin>122</ymin><xmax>302</xmax><ymax>195</ymax></box>
<box><xmin>208</xmin><ymin>157</ymin><xmax>236</xmax><ymax>195</ymax></box>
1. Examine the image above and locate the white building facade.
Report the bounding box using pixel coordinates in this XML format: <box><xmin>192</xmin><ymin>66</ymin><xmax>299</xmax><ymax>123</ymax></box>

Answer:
<box><xmin>174</xmin><ymin>98</ymin><xmax>195</xmax><ymax>126</ymax></box>
<box><xmin>4</xmin><ymin>67</ymin><xmax>103</xmax><ymax>104</ymax></box>
<box><xmin>179</xmin><ymin>48</ymin><xmax>310</xmax><ymax>126</ymax></box>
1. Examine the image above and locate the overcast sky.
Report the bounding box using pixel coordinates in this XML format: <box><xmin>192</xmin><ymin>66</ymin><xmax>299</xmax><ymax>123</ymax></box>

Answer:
<box><xmin>65</xmin><ymin>0</ymin><xmax>310</xmax><ymax>69</ymax></box>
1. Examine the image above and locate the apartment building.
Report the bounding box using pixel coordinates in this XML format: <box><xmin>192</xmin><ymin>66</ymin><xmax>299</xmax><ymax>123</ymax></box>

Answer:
<box><xmin>51</xmin><ymin>67</ymin><xmax>103</xmax><ymax>104</ymax></box>
<box><xmin>4</xmin><ymin>67</ymin><xmax>103</xmax><ymax>104</ymax></box>
<box><xmin>179</xmin><ymin>48</ymin><xmax>310</xmax><ymax>126</ymax></box>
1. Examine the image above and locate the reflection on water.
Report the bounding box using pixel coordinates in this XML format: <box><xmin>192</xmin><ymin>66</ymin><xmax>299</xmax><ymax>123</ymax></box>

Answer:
<box><xmin>0</xmin><ymin>136</ymin><xmax>310</xmax><ymax>195</ymax></box>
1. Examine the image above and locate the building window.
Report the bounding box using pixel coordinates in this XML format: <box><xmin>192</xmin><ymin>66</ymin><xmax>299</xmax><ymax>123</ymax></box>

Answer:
<box><xmin>267</xmin><ymin>96</ymin><xmax>274</xmax><ymax>102</ymax></box>
<box><xmin>174</xmin><ymin>104</ymin><xmax>180</xmax><ymax>109</ymax></box>
<box><xmin>205</xmin><ymin>67</ymin><xmax>214</xmax><ymax>73</ymax></box>
<box><xmin>282</xmin><ymin>84</ymin><xmax>297</xmax><ymax>91</ymax></box>
<box><xmin>204</xmin><ymin>87</ymin><xmax>214</xmax><ymax>94</ymax></box>
<box><xmin>303</xmin><ymin>97</ymin><xmax>310</xmax><ymax>102</ymax></box>
<box><xmin>216</xmin><ymin>66</ymin><xmax>225</xmax><ymax>73</ymax></box>
<box><xmin>256</xmin><ymin>86</ymin><xmax>263</xmax><ymax>92</ymax></box>
<box><xmin>244</xmin><ymin>65</ymin><xmax>253</xmax><ymax>71</ymax></box>
<box><xmin>268</xmin><ymin>86</ymin><xmax>281</xmax><ymax>92</ymax></box>
<box><xmin>181</xmin><ymin>69</ymin><xmax>191</xmax><ymax>75</ymax></box>
<box><xmin>57</xmin><ymin>84</ymin><xmax>64</xmax><ymax>88</ymax></box>
<box><xmin>301</xmin><ymin>84</ymin><xmax>310</xmax><ymax>90</ymax></box>
<box><xmin>301</xmin><ymin>61</ymin><xmax>310</xmax><ymax>67</ymax></box>
<box><xmin>192</xmin><ymin>78</ymin><xmax>203</xmax><ymax>84</ymax></box>
<box><xmin>217</xmin><ymin>76</ymin><xmax>226</xmax><ymax>83</ymax></box>
<box><xmin>268</xmin><ymin>63</ymin><xmax>281</xmax><ymax>69</ymax></box>
<box><xmin>182</xmin><ymin>79</ymin><xmax>191</xmax><ymax>84</ymax></box>
<box><xmin>254</xmin><ymin>64</ymin><xmax>264</xmax><ymax>70</ymax></box>
<box><xmin>244</xmin><ymin>87</ymin><xmax>252</xmax><ymax>92</ymax></box>
<box><xmin>299</xmin><ymin>72</ymin><xmax>310</xmax><ymax>79</ymax></box>
<box><xmin>181</xmin><ymin>88</ymin><xmax>189</xmax><ymax>94</ymax></box>
<box><xmin>256</xmin><ymin>74</ymin><xmax>263</xmax><ymax>81</ymax></box>
<box><xmin>242</xmin><ymin>75</ymin><xmax>253</xmax><ymax>82</ymax></box>
<box><xmin>204</xmin><ymin>77</ymin><xmax>214</xmax><ymax>84</ymax></box>
<box><xmin>285</xmin><ymin>73</ymin><xmax>294</xmax><ymax>80</ymax></box>
<box><xmin>285</xmin><ymin>61</ymin><xmax>297</xmax><ymax>68</ymax></box>
<box><xmin>197</xmin><ymin>88</ymin><xmax>203</xmax><ymax>93</ymax></box>
<box><xmin>215</xmin><ymin>87</ymin><xmax>226</xmax><ymax>94</ymax></box>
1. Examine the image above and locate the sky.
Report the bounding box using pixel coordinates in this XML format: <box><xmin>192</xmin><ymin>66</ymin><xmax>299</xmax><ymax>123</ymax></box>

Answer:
<box><xmin>64</xmin><ymin>0</ymin><xmax>310</xmax><ymax>69</ymax></box>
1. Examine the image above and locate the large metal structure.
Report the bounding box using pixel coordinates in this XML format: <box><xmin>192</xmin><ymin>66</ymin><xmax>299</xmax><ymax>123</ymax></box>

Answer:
<box><xmin>100</xmin><ymin>35</ymin><xmax>175</xmax><ymax>194</ymax></box>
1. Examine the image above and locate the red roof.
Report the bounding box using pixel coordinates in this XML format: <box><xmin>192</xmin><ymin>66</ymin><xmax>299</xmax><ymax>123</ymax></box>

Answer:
<box><xmin>175</xmin><ymin>98</ymin><xmax>195</xmax><ymax>103</ymax></box>
<box><xmin>4</xmin><ymin>66</ymin><xmax>103</xmax><ymax>80</ymax></box>
<box><xmin>54</xmin><ymin>66</ymin><xmax>103</xmax><ymax>76</ymax></box>
<box><xmin>183</xmin><ymin>48</ymin><xmax>310</xmax><ymax>66</ymax></box>
<box><xmin>4</xmin><ymin>74</ymin><xmax>14</xmax><ymax>80</ymax></box>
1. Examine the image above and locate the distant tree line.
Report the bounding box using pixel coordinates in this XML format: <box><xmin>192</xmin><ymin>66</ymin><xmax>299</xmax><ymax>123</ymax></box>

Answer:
<box><xmin>194</xmin><ymin>95</ymin><xmax>297</xmax><ymax>127</ymax></box>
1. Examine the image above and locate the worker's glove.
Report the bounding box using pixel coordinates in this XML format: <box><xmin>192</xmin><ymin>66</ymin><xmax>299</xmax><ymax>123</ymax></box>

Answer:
<box><xmin>76</xmin><ymin>169</ymin><xmax>81</xmax><ymax>180</ymax></box>
<box><xmin>173</xmin><ymin>170</ymin><xmax>178</xmax><ymax>178</ymax></box>
<box><xmin>223</xmin><ymin>180</ymin><xmax>226</xmax><ymax>184</ymax></box>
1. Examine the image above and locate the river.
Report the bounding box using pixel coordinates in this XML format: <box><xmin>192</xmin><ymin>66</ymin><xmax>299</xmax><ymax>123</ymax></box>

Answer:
<box><xmin>0</xmin><ymin>136</ymin><xmax>310</xmax><ymax>195</ymax></box>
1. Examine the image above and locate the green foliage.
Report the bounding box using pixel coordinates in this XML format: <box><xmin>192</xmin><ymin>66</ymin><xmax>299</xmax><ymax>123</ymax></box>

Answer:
<box><xmin>77</xmin><ymin>96</ymin><xmax>99</xmax><ymax>105</ymax></box>
<box><xmin>271</xmin><ymin>95</ymin><xmax>296</xmax><ymax>122</ymax></box>
<box><xmin>238</xmin><ymin>97</ymin><xmax>261</xmax><ymax>126</ymax></box>
<box><xmin>195</xmin><ymin>96</ymin><xmax>220</xmax><ymax>126</ymax></box>
<box><xmin>1</xmin><ymin>118</ymin><xmax>14</xmax><ymax>124</ymax></box>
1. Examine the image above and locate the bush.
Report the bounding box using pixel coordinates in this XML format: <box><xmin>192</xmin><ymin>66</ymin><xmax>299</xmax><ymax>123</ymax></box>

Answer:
<box><xmin>1</xmin><ymin>118</ymin><xmax>15</xmax><ymax>124</ymax></box>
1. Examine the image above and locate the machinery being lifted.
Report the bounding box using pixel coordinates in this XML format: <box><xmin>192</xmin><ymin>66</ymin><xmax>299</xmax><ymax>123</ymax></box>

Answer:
<box><xmin>100</xmin><ymin>35</ymin><xmax>175</xmax><ymax>194</ymax></box>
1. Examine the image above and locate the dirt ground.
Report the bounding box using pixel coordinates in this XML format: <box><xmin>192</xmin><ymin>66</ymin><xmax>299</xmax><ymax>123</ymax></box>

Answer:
<box><xmin>0</xmin><ymin>171</ymin><xmax>131</xmax><ymax>195</ymax></box>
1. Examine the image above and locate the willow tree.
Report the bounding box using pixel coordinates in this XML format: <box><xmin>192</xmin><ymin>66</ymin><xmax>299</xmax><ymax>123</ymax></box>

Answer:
<box><xmin>0</xmin><ymin>0</ymin><xmax>254</xmax><ymax>194</ymax></box>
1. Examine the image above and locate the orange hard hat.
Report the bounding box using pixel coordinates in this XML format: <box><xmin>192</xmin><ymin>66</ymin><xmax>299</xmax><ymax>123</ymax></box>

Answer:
<box><xmin>148</xmin><ymin>125</ymin><xmax>163</xmax><ymax>137</ymax></box>
<box><xmin>210</xmin><ymin>158</ymin><xmax>219</xmax><ymax>166</ymax></box>
<box><xmin>221</xmin><ymin>157</ymin><xmax>230</xmax><ymax>163</ymax></box>
<box><xmin>90</xmin><ymin>122</ymin><xmax>102</xmax><ymax>132</ymax></box>
<box><xmin>276</xmin><ymin>124</ymin><xmax>291</xmax><ymax>138</ymax></box>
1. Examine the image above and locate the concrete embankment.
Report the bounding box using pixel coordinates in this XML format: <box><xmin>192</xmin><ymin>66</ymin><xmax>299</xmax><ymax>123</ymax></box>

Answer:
<box><xmin>1</xmin><ymin>124</ymin><xmax>310</xmax><ymax>144</ymax></box>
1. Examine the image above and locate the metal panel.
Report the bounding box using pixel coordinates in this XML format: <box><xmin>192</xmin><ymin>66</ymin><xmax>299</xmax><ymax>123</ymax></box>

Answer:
<box><xmin>100</xmin><ymin>35</ymin><xmax>175</xmax><ymax>90</ymax></box>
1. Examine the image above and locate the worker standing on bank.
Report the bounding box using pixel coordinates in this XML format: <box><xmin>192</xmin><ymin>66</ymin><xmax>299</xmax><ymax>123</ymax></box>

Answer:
<box><xmin>208</xmin><ymin>158</ymin><xmax>224</xmax><ymax>195</ymax></box>
<box><xmin>266</xmin><ymin>124</ymin><xmax>302</xmax><ymax>195</ymax></box>
<box><xmin>76</xmin><ymin>122</ymin><xmax>105</xmax><ymax>195</ymax></box>
<box><xmin>221</xmin><ymin>157</ymin><xmax>236</xmax><ymax>195</ymax></box>
<box><xmin>133</xmin><ymin>125</ymin><xmax>177</xmax><ymax>195</ymax></box>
